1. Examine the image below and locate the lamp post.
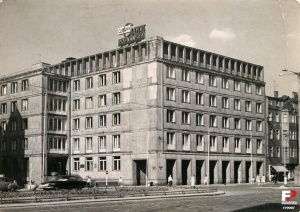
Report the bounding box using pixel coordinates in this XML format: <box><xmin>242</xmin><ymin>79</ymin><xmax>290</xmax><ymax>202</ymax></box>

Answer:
<box><xmin>280</xmin><ymin>69</ymin><xmax>300</xmax><ymax>185</ymax></box>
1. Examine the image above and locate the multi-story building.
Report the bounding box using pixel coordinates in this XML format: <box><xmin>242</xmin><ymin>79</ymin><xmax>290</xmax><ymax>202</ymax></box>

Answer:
<box><xmin>0</xmin><ymin>35</ymin><xmax>266</xmax><ymax>186</ymax></box>
<box><xmin>267</xmin><ymin>91</ymin><xmax>298</xmax><ymax>180</ymax></box>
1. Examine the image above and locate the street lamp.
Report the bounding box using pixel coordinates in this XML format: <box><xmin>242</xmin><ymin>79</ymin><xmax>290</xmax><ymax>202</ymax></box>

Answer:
<box><xmin>280</xmin><ymin>69</ymin><xmax>300</xmax><ymax>186</ymax></box>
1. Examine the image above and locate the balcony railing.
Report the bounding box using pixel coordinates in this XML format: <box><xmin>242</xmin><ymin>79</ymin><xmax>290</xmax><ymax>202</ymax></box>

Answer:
<box><xmin>48</xmin><ymin>149</ymin><xmax>68</xmax><ymax>154</ymax></box>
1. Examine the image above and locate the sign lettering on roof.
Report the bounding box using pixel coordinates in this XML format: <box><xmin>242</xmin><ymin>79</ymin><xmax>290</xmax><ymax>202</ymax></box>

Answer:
<box><xmin>118</xmin><ymin>23</ymin><xmax>146</xmax><ymax>46</ymax></box>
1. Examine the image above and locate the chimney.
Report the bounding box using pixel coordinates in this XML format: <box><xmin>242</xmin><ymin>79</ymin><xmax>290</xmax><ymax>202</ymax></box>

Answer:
<box><xmin>274</xmin><ymin>91</ymin><xmax>278</xmax><ymax>98</ymax></box>
<box><xmin>292</xmin><ymin>91</ymin><xmax>298</xmax><ymax>98</ymax></box>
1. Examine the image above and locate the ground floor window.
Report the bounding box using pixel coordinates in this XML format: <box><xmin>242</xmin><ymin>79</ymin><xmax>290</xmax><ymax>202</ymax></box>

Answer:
<box><xmin>99</xmin><ymin>157</ymin><xmax>106</xmax><ymax>171</ymax></box>
<box><xmin>74</xmin><ymin>158</ymin><xmax>80</xmax><ymax>171</ymax></box>
<box><xmin>86</xmin><ymin>157</ymin><xmax>93</xmax><ymax>171</ymax></box>
<box><xmin>113</xmin><ymin>156</ymin><xmax>121</xmax><ymax>171</ymax></box>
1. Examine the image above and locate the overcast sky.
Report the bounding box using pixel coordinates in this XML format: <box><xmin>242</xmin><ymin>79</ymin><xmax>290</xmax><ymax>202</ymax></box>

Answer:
<box><xmin>0</xmin><ymin>0</ymin><xmax>299</xmax><ymax>96</ymax></box>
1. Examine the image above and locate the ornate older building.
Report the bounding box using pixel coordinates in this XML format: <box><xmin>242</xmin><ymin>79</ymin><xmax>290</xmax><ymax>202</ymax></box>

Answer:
<box><xmin>0</xmin><ymin>35</ymin><xmax>266</xmax><ymax>186</ymax></box>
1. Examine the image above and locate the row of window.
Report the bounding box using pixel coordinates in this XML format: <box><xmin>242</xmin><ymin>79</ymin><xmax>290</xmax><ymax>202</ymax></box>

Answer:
<box><xmin>269</xmin><ymin>130</ymin><xmax>298</xmax><ymax>140</ymax></box>
<box><xmin>73</xmin><ymin>113</ymin><xmax>120</xmax><ymax>130</ymax></box>
<box><xmin>166</xmin><ymin>67</ymin><xmax>263</xmax><ymax>95</ymax></box>
<box><xmin>48</xmin><ymin>117</ymin><xmax>67</xmax><ymax>131</ymax></box>
<box><xmin>166</xmin><ymin>89</ymin><xmax>263</xmax><ymax>112</ymax></box>
<box><xmin>0</xmin><ymin>99</ymin><xmax>28</xmax><ymax>114</ymax></box>
<box><xmin>166</xmin><ymin>110</ymin><xmax>264</xmax><ymax>131</ymax></box>
<box><xmin>73</xmin><ymin>135</ymin><xmax>120</xmax><ymax>152</ymax></box>
<box><xmin>268</xmin><ymin>112</ymin><xmax>297</xmax><ymax>124</ymax></box>
<box><xmin>0</xmin><ymin>80</ymin><xmax>29</xmax><ymax>96</ymax></box>
<box><xmin>0</xmin><ymin>119</ymin><xmax>28</xmax><ymax>132</ymax></box>
<box><xmin>48</xmin><ymin>79</ymin><xmax>68</xmax><ymax>92</ymax></box>
<box><xmin>269</xmin><ymin>146</ymin><xmax>297</xmax><ymax>158</ymax></box>
<box><xmin>73</xmin><ymin>92</ymin><xmax>120</xmax><ymax>110</ymax></box>
<box><xmin>48</xmin><ymin>137</ymin><xmax>67</xmax><ymax>150</ymax></box>
<box><xmin>48</xmin><ymin>98</ymin><xmax>67</xmax><ymax>112</ymax></box>
<box><xmin>0</xmin><ymin>138</ymin><xmax>28</xmax><ymax>151</ymax></box>
<box><xmin>166</xmin><ymin>132</ymin><xmax>263</xmax><ymax>153</ymax></box>
<box><xmin>73</xmin><ymin>156</ymin><xmax>121</xmax><ymax>171</ymax></box>
<box><xmin>73</xmin><ymin>71</ymin><xmax>120</xmax><ymax>91</ymax></box>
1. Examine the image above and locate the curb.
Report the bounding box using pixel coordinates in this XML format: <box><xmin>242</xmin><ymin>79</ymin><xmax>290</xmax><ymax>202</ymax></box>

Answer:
<box><xmin>0</xmin><ymin>191</ymin><xmax>225</xmax><ymax>209</ymax></box>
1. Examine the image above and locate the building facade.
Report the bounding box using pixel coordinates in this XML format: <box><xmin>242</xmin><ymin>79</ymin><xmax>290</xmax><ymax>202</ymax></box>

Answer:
<box><xmin>0</xmin><ymin>36</ymin><xmax>266</xmax><ymax>186</ymax></box>
<box><xmin>267</xmin><ymin>91</ymin><xmax>298</xmax><ymax>180</ymax></box>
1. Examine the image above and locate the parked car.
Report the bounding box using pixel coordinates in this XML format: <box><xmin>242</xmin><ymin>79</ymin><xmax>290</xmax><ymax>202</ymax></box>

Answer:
<box><xmin>0</xmin><ymin>177</ymin><xmax>20</xmax><ymax>192</ymax></box>
<box><xmin>37</xmin><ymin>175</ymin><xmax>87</xmax><ymax>191</ymax></box>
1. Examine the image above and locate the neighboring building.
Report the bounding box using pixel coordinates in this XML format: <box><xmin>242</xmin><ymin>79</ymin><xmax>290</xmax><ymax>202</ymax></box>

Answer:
<box><xmin>0</xmin><ymin>36</ymin><xmax>266</xmax><ymax>186</ymax></box>
<box><xmin>267</xmin><ymin>91</ymin><xmax>298</xmax><ymax>180</ymax></box>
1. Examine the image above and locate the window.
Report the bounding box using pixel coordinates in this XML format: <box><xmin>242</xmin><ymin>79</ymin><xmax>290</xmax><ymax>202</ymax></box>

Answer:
<box><xmin>22</xmin><ymin>118</ymin><xmax>28</xmax><ymax>130</ymax></box>
<box><xmin>223</xmin><ymin>137</ymin><xmax>229</xmax><ymax>152</ymax></box>
<box><xmin>1</xmin><ymin>103</ymin><xmax>7</xmax><ymax>114</ymax></box>
<box><xmin>196</xmin><ymin>72</ymin><xmax>204</xmax><ymax>84</ymax></box>
<box><xmin>73</xmin><ymin>119</ymin><xmax>80</xmax><ymax>130</ymax></box>
<box><xmin>73</xmin><ymin>138</ymin><xmax>79</xmax><ymax>151</ymax></box>
<box><xmin>167</xmin><ymin>110</ymin><xmax>176</xmax><ymax>123</ymax></box>
<box><xmin>1</xmin><ymin>121</ymin><xmax>7</xmax><ymax>132</ymax></box>
<box><xmin>245</xmin><ymin>82</ymin><xmax>252</xmax><ymax>93</ymax></box>
<box><xmin>234</xmin><ymin>99</ymin><xmax>241</xmax><ymax>110</ymax></box>
<box><xmin>182</xmin><ymin>112</ymin><xmax>190</xmax><ymax>124</ymax></box>
<box><xmin>256</xmin><ymin>103</ymin><xmax>262</xmax><ymax>113</ymax></box>
<box><xmin>48</xmin><ymin>118</ymin><xmax>65</xmax><ymax>131</ymax></box>
<box><xmin>99</xmin><ymin>115</ymin><xmax>106</xmax><ymax>127</ymax></box>
<box><xmin>283</xmin><ymin>114</ymin><xmax>288</xmax><ymax>123</ymax></box>
<box><xmin>276</xmin><ymin>100</ymin><xmax>280</xmax><ymax>107</ymax></box>
<box><xmin>113</xmin><ymin>135</ymin><xmax>120</xmax><ymax>151</ymax></box>
<box><xmin>182</xmin><ymin>133</ymin><xmax>190</xmax><ymax>148</ymax></box>
<box><xmin>11</xmin><ymin>82</ymin><xmax>18</xmax><ymax>93</ymax></box>
<box><xmin>222</xmin><ymin>97</ymin><xmax>229</xmax><ymax>109</ymax></box>
<box><xmin>166</xmin><ymin>66</ymin><xmax>175</xmax><ymax>79</ymax></box>
<box><xmin>197</xmin><ymin>135</ymin><xmax>204</xmax><ymax>151</ymax></box>
<box><xmin>85</xmin><ymin>97</ymin><xmax>93</xmax><ymax>109</ymax></box>
<box><xmin>98</xmin><ymin>136</ymin><xmax>106</xmax><ymax>152</ymax></box>
<box><xmin>196</xmin><ymin>93</ymin><xmax>204</xmax><ymax>105</ymax></box>
<box><xmin>112</xmin><ymin>113</ymin><xmax>121</xmax><ymax>125</ymax></box>
<box><xmin>222</xmin><ymin>117</ymin><xmax>229</xmax><ymax>129</ymax></box>
<box><xmin>256</xmin><ymin>121</ymin><xmax>263</xmax><ymax>132</ymax></box>
<box><xmin>167</xmin><ymin>132</ymin><xmax>175</xmax><ymax>145</ymax></box>
<box><xmin>113</xmin><ymin>156</ymin><xmax>121</xmax><ymax>170</ymax></box>
<box><xmin>277</xmin><ymin>147</ymin><xmax>280</xmax><ymax>157</ymax></box>
<box><xmin>182</xmin><ymin>90</ymin><xmax>190</xmax><ymax>103</ymax></box>
<box><xmin>73</xmin><ymin>99</ymin><xmax>80</xmax><ymax>110</ymax></box>
<box><xmin>209</xmin><ymin>75</ymin><xmax>217</xmax><ymax>87</ymax></box>
<box><xmin>99</xmin><ymin>95</ymin><xmax>106</xmax><ymax>107</ymax></box>
<box><xmin>167</xmin><ymin>88</ymin><xmax>176</xmax><ymax>101</ymax></box>
<box><xmin>234</xmin><ymin>118</ymin><xmax>241</xmax><ymax>130</ymax></box>
<box><xmin>22</xmin><ymin>138</ymin><xmax>28</xmax><ymax>150</ymax></box>
<box><xmin>11</xmin><ymin>140</ymin><xmax>17</xmax><ymax>151</ymax></box>
<box><xmin>85</xmin><ymin>137</ymin><xmax>93</xmax><ymax>151</ymax></box>
<box><xmin>245</xmin><ymin>101</ymin><xmax>252</xmax><ymax>112</ymax></box>
<box><xmin>182</xmin><ymin>69</ymin><xmax>190</xmax><ymax>82</ymax></box>
<box><xmin>21</xmin><ymin>99</ymin><xmax>28</xmax><ymax>111</ymax></box>
<box><xmin>269</xmin><ymin>129</ymin><xmax>274</xmax><ymax>139</ymax></box>
<box><xmin>246</xmin><ymin>138</ymin><xmax>251</xmax><ymax>152</ymax></box>
<box><xmin>257</xmin><ymin>139</ymin><xmax>262</xmax><ymax>153</ymax></box>
<box><xmin>234</xmin><ymin>80</ymin><xmax>241</xmax><ymax>91</ymax></box>
<box><xmin>1</xmin><ymin>141</ymin><xmax>6</xmax><ymax>151</ymax></box>
<box><xmin>196</xmin><ymin>114</ymin><xmax>204</xmax><ymax>126</ymax></box>
<box><xmin>276</xmin><ymin>130</ymin><xmax>280</xmax><ymax>140</ymax></box>
<box><xmin>245</xmin><ymin>120</ymin><xmax>252</xmax><ymax>130</ymax></box>
<box><xmin>275</xmin><ymin>113</ymin><xmax>279</xmax><ymax>122</ymax></box>
<box><xmin>11</xmin><ymin>101</ymin><xmax>17</xmax><ymax>112</ymax></box>
<box><xmin>73</xmin><ymin>80</ymin><xmax>80</xmax><ymax>91</ymax></box>
<box><xmin>86</xmin><ymin>77</ymin><xmax>93</xmax><ymax>89</ymax></box>
<box><xmin>256</xmin><ymin>85</ymin><xmax>262</xmax><ymax>95</ymax></box>
<box><xmin>99</xmin><ymin>157</ymin><xmax>106</xmax><ymax>171</ymax></box>
<box><xmin>20</xmin><ymin>79</ymin><xmax>29</xmax><ymax>91</ymax></box>
<box><xmin>86</xmin><ymin>157</ymin><xmax>93</xmax><ymax>171</ymax></box>
<box><xmin>1</xmin><ymin>84</ymin><xmax>7</xmax><ymax>95</ymax></box>
<box><xmin>113</xmin><ymin>92</ymin><xmax>121</xmax><ymax>105</ymax></box>
<box><xmin>210</xmin><ymin>115</ymin><xmax>217</xmax><ymax>127</ymax></box>
<box><xmin>222</xmin><ymin>78</ymin><xmax>229</xmax><ymax>89</ymax></box>
<box><xmin>210</xmin><ymin>136</ymin><xmax>217</xmax><ymax>151</ymax></box>
<box><xmin>11</xmin><ymin>120</ymin><xmax>17</xmax><ymax>131</ymax></box>
<box><xmin>234</xmin><ymin>138</ymin><xmax>241</xmax><ymax>152</ymax></box>
<box><xmin>270</xmin><ymin>147</ymin><xmax>273</xmax><ymax>157</ymax></box>
<box><xmin>99</xmin><ymin>74</ymin><xmax>106</xmax><ymax>86</ymax></box>
<box><xmin>112</xmin><ymin>71</ymin><xmax>121</xmax><ymax>84</ymax></box>
<box><xmin>209</xmin><ymin>95</ymin><xmax>217</xmax><ymax>107</ymax></box>
<box><xmin>85</xmin><ymin>117</ymin><xmax>93</xmax><ymax>129</ymax></box>
<box><xmin>74</xmin><ymin>158</ymin><xmax>80</xmax><ymax>171</ymax></box>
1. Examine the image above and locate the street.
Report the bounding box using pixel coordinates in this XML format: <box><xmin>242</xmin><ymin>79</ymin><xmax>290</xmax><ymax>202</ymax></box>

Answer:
<box><xmin>1</xmin><ymin>184</ymin><xmax>300</xmax><ymax>212</ymax></box>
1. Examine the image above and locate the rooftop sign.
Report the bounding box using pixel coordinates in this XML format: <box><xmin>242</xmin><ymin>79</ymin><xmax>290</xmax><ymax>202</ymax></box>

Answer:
<box><xmin>118</xmin><ymin>23</ymin><xmax>146</xmax><ymax>46</ymax></box>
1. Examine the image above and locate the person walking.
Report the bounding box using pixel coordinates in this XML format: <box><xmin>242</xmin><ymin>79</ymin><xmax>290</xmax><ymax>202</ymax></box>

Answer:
<box><xmin>118</xmin><ymin>177</ymin><xmax>123</xmax><ymax>187</ymax></box>
<box><xmin>87</xmin><ymin>176</ymin><xmax>91</xmax><ymax>189</ymax></box>
<box><xmin>167</xmin><ymin>175</ymin><xmax>173</xmax><ymax>187</ymax></box>
<box><xmin>204</xmin><ymin>175</ymin><xmax>208</xmax><ymax>185</ymax></box>
<box><xmin>256</xmin><ymin>175</ymin><xmax>261</xmax><ymax>185</ymax></box>
<box><xmin>261</xmin><ymin>175</ymin><xmax>266</xmax><ymax>185</ymax></box>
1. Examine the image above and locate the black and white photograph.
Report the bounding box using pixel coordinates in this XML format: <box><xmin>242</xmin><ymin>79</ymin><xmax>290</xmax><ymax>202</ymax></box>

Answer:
<box><xmin>0</xmin><ymin>0</ymin><xmax>300</xmax><ymax>211</ymax></box>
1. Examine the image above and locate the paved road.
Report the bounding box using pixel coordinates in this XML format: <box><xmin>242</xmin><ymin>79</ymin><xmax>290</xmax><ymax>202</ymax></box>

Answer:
<box><xmin>1</xmin><ymin>185</ymin><xmax>300</xmax><ymax>212</ymax></box>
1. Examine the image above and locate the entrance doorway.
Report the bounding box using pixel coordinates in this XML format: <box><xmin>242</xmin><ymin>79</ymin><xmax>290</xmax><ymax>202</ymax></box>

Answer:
<box><xmin>134</xmin><ymin>160</ymin><xmax>147</xmax><ymax>186</ymax></box>
<box><xmin>257</xmin><ymin>161</ymin><xmax>263</xmax><ymax>175</ymax></box>
<box><xmin>234</xmin><ymin>161</ymin><xmax>241</xmax><ymax>183</ymax></box>
<box><xmin>196</xmin><ymin>160</ymin><xmax>204</xmax><ymax>184</ymax></box>
<box><xmin>209</xmin><ymin>161</ymin><xmax>217</xmax><ymax>184</ymax></box>
<box><xmin>222</xmin><ymin>161</ymin><xmax>229</xmax><ymax>184</ymax></box>
<box><xmin>182</xmin><ymin>160</ymin><xmax>190</xmax><ymax>185</ymax></box>
<box><xmin>166</xmin><ymin>159</ymin><xmax>176</xmax><ymax>185</ymax></box>
<box><xmin>245</xmin><ymin>161</ymin><xmax>252</xmax><ymax>183</ymax></box>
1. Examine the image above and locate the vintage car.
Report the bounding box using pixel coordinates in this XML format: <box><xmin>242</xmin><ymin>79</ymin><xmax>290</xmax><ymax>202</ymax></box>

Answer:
<box><xmin>37</xmin><ymin>175</ymin><xmax>87</xmax><ymax>190</ymax></box>
<box><xmin>0</xmin><ymin>177</ymin><xmax>20</xmax><ymax>192</ymax></box>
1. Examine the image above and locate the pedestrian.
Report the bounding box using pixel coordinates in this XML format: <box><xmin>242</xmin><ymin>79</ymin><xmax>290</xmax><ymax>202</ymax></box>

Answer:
<box><xmin>118</xmin><ymin>177</ymin><xmax>123</xmax><ymax>187</ymax></box>
<box><xmin>87</xmin><ymin>176</ymin><xmax>91</xmax><ymax>189</ymax></box>
<box><xmin>168</xmin><ymin>175</ymin><xmax>173</xmax><ymax>187</ymax></box>
<box><xmin>256</xmin><ymin>175</ymin><xmax>261</xmax><ymax>185</ymax></box>
<box><xmin>204</xmin><ymin>175</ymin><xmax>208</xmax><ymax>185</ymax></box>
<box><xmin>273</xmin><ymin>174</ymin><xmax>278</xmax><ymax>184</ymax></box>
<box><xmin>261</xmin><ymin>175</ymin><xmax>266</xmax><ymax>185</ymax></box>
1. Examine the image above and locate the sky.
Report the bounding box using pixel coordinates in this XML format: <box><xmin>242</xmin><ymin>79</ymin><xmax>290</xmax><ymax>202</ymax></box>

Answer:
<box><xmin>0</xmin><ymin>0</ymin><xmax>299</xmax><ymax>96</ymax></box>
